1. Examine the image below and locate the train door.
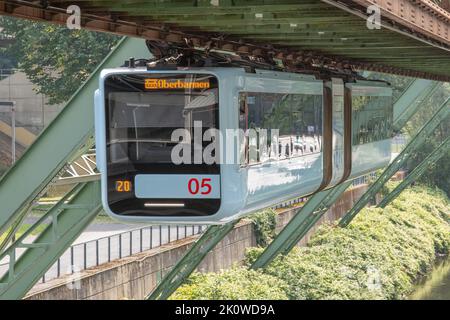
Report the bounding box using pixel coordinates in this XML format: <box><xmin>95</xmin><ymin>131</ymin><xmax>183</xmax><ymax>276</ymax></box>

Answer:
<box><xmin>329</xmin><ymin>78</ymin><xmax>347</xmax><ymax>186</ymax></box>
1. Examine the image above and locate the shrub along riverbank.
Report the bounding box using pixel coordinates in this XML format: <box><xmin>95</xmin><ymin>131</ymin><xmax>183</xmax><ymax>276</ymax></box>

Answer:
<box><xmin>171</xmin><ymin>185</ymin><xmax>450</xmax><ymax>300</ymax></box>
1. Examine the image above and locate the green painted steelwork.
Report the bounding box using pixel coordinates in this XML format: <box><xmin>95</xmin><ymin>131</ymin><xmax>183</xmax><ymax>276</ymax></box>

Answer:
<box><xmin>393</xmin><ymin>80</ymin><xmax>441</xmax><ymax>132</ymax></box>
<box><xmin>0</xmin><ymin>182</ymin><xmax>102</xmax><ymax>300</ymax></box>
<box><xmin>2</xmin><ymin>1</ymin><xmax>450</xmax><ymax>80</ymax></box>
<box><xmin>339</xmin><ymin>96</ymin><xmax>450</xmax><ymax>227</ymax></box>
<box><xmin>0</xmin><ymin>37</ymin><xmax>150</xmax><ymax>299</ymax></box>
<box><xmin>250</xmin><ymin>181</ymin><xmax>352</xmax><ymax>269</ymax></box>
<box><xmin>0</xmin><ymin>206</ymin><xmax>31</xmax><ymax>254</ymax></box>
<box><xmin>378</xmin><ymin>135</ymin><xmax>450</xmax><ymax>209</ymax></box>
<box><xmin>146</xmin><ymin>221</ymin><xmax>238</xmax><ymax>300</ymax></box>
<box><xmin>0</xmin><ymin>37</ymin><xmax>148</xmax><ymax>236</ymax></box>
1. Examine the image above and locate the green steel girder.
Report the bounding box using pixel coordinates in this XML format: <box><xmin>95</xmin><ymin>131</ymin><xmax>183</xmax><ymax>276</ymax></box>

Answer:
<box><xmin>0</xmin><ymin>37</ymin><xmax>149</xmax><ymax>236</ymax></box>
<box><xmin>251</xmin><ymin>181</ymin><xmax>353</xmax><ymax>270</ymax></box>
<box><xmin>393</xmin><ymin>80</ymin><xmax>441</xmax><ymax>132</ymax></box>
<box><xmin>146</xmin><ymin>221</ymin><xmax>238</xmax><ymax>300</ymax></box>
<box><xmin>0</xmin><ymin>206</ymin><xmax>31</xmax><ymax>254</ymax></box>
<box><xmin>2</xmin><ymin>1</ymin><xmax>450</xmax><ymax>80</ymax></box>
<box><xmin>378</xmin><ymin>135</ymin><xmax>450</xmax><ymax>209</ymax></box>
<box><xmin>0</xmin><ymin>182</ymin><xmax>102</xmax><ymax>300</ymax></box>
<box><xmin>339</xmin><ymin>96</ymin><xmax>450</xmax><ymax>227</ymax></box>
<box><xmin>0</xmin><ymin>37</ymin><xmax>150</xmax><ymax>299</ymax></box>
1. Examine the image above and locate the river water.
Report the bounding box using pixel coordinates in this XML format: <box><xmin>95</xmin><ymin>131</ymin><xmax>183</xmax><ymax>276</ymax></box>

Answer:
<box><xmin>409</xmin><ymin>257</ymin><xmax>450</xmax><ymax>300</ymax></box>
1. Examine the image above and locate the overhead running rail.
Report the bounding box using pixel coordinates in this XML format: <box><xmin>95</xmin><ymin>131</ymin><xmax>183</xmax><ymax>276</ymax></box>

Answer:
<box><xmin>324</xmin><ymin>0</ymin><xmax>450</xmax><ymax>46</ymax></box>
<box><xmin>1</xmin><ymin>0</ymin><xmax>450</xmax><ymax>81</ymax></box>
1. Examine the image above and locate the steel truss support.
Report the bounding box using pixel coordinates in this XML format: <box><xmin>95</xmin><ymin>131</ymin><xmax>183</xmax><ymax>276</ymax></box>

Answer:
<box><xmin>393</xmin><ymin>80</ymin><xmax>441</xmax><ymax>132</ymax></box>
<box><xmin>0</xmin><ymin>182</ymin><xmax>102</xmax><ymax>300</ymax></box>
<box><xmin>146</xmin><ymin>221</ymin><xmax>238</xmax><ymax>300</ymax></box>
<box><xmin>0</xmin><ymin>37</ymin><xmax>149</xmax><ymax>237</ymax></box>
<box><xmin>339</xmin><ymin>96</ymin><xmax>450</xmax><ymax>227</ymax></box>
<box><xmin>251</xmin><ymin>181</ymin><xmax>353</xmax><ymax>270</ymax></box>
<box><xmin>378</xmin><ymin>135</ymin><xmax>450</xmax><ymax>209</ymax></box>
<box><xmin>0</xmin><ymin>37</ymin><xmax>149</xmax><ymax>299</ymax></box>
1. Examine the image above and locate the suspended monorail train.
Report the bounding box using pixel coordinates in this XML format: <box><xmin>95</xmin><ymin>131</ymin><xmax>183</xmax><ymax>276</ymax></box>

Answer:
<box><xmin>95</xmin><ymin>67</ymin><xmax>393</xmax><ymax>224</ymax></box>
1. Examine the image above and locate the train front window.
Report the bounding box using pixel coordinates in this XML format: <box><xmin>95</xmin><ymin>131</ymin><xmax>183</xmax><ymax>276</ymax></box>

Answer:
<box><xmin>104</xmin><ymin>73</ymin><xmax>220</xmax><ymax>217</ymax></box>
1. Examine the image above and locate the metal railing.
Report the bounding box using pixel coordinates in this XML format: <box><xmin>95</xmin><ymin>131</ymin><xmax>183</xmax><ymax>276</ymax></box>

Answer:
<box><xmin>0</xmin><ymin>69</ymin><xmax>17</xmax><ymax>81</ymax></box>
<box><xmin>39</xmin><ymin>224</ymin><xmax>206</xmax><ymax>283</ymax></box>
<box><xmin>352</xmin><ymin>172</ymin><xmax>378</xmax><ymax>187</ymax></box>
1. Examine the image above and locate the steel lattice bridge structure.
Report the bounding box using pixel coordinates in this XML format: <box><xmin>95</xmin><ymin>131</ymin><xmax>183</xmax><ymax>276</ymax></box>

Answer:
<box><xmin>0</xmin><ymin>0</ymin><xmax>449</xmax><ymax>299</ymax></box>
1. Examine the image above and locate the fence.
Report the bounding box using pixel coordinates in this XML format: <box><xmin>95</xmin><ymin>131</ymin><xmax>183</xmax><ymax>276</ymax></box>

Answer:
<box><xmin>0</xmin><ymin>69</ymin><xmax>17</xmax><ymax>81</ymax></box>
<box><xmin>39</xmin><ymin>224</ymin><xmax>206</xmax><ymax>283</ymax></box>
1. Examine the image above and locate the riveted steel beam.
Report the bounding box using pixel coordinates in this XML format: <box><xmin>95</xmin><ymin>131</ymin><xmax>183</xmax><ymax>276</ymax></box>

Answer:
<box><xmin>350</xmin><ymin>0</ymin><xmax>450</xmax><ymax>45</ymax></box>
<box><xmin>0</xmin><ymin>182</ymin><xmax>102</xmax><ymax>300</ymax></box>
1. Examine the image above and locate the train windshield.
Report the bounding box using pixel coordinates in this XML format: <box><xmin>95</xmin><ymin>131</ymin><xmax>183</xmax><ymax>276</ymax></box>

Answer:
<box><xmin>104</xmin><ymin>73</ymin><xmax>220</xmax><ymax>217</ymax></box>
<box><xmin>106</xmin><ymin>73</ymin><xmax>218</xmax><ymax>165</ymax></box>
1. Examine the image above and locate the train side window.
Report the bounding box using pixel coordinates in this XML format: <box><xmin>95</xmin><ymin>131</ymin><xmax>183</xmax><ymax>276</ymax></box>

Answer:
<box><xmin>352</xmin><ymin>94</ymin><xmax>392</xmax><ymax>145</ymax></box>
<box><xmin>239</xmin><ymin>91</ymin><xmax>323</xmax><ymax>164</ymax></box>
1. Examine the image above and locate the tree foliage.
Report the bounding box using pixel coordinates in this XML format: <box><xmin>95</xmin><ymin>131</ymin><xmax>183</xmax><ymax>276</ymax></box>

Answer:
<box><xmin>246</xmin><ymin>208</ymin><xmax>278</xmax><ymax>247</ymax></box>
<box><xmin>170</xmin><ymin>267</ymin><xmax>288</xmax><ymax>300</ymax></box>
<box><xmin>0</xmin><ymin>16</ymin><xmax>120</xmax><ymax>104</ymax></box>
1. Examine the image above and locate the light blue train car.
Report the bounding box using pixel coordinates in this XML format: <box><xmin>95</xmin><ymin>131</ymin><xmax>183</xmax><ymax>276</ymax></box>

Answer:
<box><xmin>95</xmin><ymin>67</ymin><xmax>392</xmax><ymax>224</ymax></box>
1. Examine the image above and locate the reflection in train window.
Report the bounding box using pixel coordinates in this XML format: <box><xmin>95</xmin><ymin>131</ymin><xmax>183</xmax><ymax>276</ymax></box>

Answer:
<box><xmin>239</xmin><ymin>92</ymin><xmax>323</xmax><ymax>164</ymax></box>
<box><xmin>352</xmin><ymin>95</ymin><xmax>392</xmax><ymax>146</ymax></box>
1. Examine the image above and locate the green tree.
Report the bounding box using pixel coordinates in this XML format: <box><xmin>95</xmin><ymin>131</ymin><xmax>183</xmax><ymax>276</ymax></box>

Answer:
<box><xmin>0</xmin><ymin>16</ymin><xmax>120</xmax><ymax>104</ymax></box>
